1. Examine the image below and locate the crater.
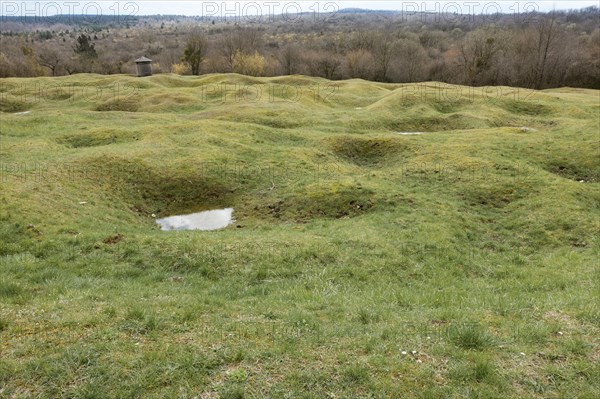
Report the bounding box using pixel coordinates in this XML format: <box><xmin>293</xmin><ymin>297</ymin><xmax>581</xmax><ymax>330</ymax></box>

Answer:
<box><xmin>77</xmin><ymin>157</ymin><xmax>385</xmax><ymax>227</ymax></box>
<box><xmin>95</xmin><ymin>99</ymin><xmax>140</xmax><ymax>112</ymax></box>
<box><xmin>215</xmin><ymin>111</ymin><xmax>304</xmax><ymax>129</ymax></box>
<box><xmin>256</xmin><ymin>182</ymin><xmax>380</xmax><ymax>222</ymax></box>
<box><xmin>430</xmin><ymin>99</ymin><xmax>469</xmax><ymax>114</ymax></box>
<box><xmin>540</xmin><ymin>150</ymin><xmax>599</xmax><ymax>183</ymax></box>
<box><xmin>546</xmin><ymin>163</ymin><xmax>598</xmax><ymax>183</ymax></box>
<box><xmin>57</xmin><ymin>129</ymin><xmax>142</xmax><ymax>148</ymax></box>
<box><xmin>0</xmin><ymin>98</ymin><xmax>30</xmax><ymax>113</ymax></box>
<box><xmin>460</xmin><ymin>182</ymin><xmax>533</xmax><ymax>209</ymax></box>
<box><xmin>77</xmin><ymin>156</ymin><xmax>235</xmax><ymax>217</ymax></box>
<box><xmin>358</xmin><ymin>113</ymin><xmax>495</xmax><ymax>132</ymax></box>
<box><xmin>45</xmin><ymin>89</ymin><xmax>73</xmax><ymax>101</ymax></box>
<box><xmin>329</xmin><ymin>136</ymin><xmax>414</xmax><ymax>167</ymax></box>
<box><xmin>143</xmin><ymin>93</ymin><xmax>204</xmax><ymax>113</ymax></box>
<box><xmin>500</xmin><ymin>100</ymin><xmax>552</xmax><ymax>116</ymax></box>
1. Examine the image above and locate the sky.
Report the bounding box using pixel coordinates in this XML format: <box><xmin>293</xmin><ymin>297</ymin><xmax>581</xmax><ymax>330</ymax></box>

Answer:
<box><xmin>1</xmin><ymin>1</ymin><xmax>597</xmax><ymax>16</ymax></box>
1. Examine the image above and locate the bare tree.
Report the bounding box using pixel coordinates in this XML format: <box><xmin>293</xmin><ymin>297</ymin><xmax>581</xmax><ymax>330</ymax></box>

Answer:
<box><xmin>510</xmin><ymin>15</ymin><xmax>567</xmax><ymax>89</ymax></box>
<box><xmin>220</xmin><ymin>30</ymin><xmax>238</xmax><ymax>71</ymax></box>
<box><xmin>306</xmin><ymin>51</ymin><xmax>342</xmax><ymax>80</ymax></box>
<box><xmin>345</xmin><ymin>49</ymin><xmax>375</xmax><ymax>80</ymax></box>
<box><xmin>36</xmin><ymin>47</ymin><xmax>62</xmax><ymax>76</ymax></box>
<box><xmin>373</xmin><ymin>31</ymin><xmax>395</xmax><ymax>82</ymax></box>
<box><xmin>219</xmin><ymin>27</ymin><xmax>263</xmax><ymax>71</ymax></box>
<box><xmin>0</xmin><ymin>52</ymin><xmax>16</xmax><ymax>77</ymax></box>
<box><xmin>349</xmin><ymin>30</ymin><xmax>377</xmax><ymax>52</ymax></box>
<box><xmin>392</xmin><ymin>39</ymin><xmax>428</xmax><ymax>82</ymax></box>
<box><xmin>531</xmin><ymin>15</ymin><xmax>563</xmax><ymax>89</ymax></box>
<box><xmin>458</xmin><ymin>29</ymin><xmax>504</xmax><ymax>85</ymax></box>
<box><xmin>241</xmin><ymin>27</ymin><xmax>263</xmax><ymax>53</ymax></box>
<box><xmin>279</xmin><ymin>43</ymin><xmax>301</xmax><ymax>75</ymax></box>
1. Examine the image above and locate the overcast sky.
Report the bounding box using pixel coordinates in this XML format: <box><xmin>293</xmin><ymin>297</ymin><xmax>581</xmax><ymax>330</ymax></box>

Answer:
<box><xmin>1</xmin><ymin>1</ymin><xmax>597</xmax><ymax>16</ymax></box>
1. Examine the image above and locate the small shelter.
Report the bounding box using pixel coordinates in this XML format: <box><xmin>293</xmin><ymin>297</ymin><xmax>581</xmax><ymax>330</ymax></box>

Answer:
<box><xmin>135</xmin><ymin>56</ymin><xmax>152</xmax><ymax>77</ymax></box>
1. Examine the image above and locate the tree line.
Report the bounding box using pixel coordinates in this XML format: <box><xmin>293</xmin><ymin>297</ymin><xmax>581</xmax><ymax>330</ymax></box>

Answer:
<box><xmin>0</xmin><ymin>8</ymin><xmax>598</xmax><ymax>89</ymax></box>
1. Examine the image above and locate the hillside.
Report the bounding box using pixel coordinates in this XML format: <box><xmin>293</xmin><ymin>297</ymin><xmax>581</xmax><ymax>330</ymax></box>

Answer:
<box><xmin>0</xmin><ymin>74</ymin><xmax>599</xmax><ymax>398</ymax></box>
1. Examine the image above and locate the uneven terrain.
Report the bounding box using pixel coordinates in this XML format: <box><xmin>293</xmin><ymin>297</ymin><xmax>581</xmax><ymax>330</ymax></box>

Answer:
<box><xmin>0</xmin><ymin>74</ymin><xmax>599</xmax><ymax>398</ymax></box>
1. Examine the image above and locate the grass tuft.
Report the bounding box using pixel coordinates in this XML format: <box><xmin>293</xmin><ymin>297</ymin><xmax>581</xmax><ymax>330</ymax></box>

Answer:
<box><xmin>447</xmin><ymin>323</ymin><xmax>495</xmax><ymax>350</ymax></box>
<box><xmin>0</xmin><ymin>282</ymin><xmax>23</xmax><ymax>298</ymax></box>
<box><xmin>342</xmin><ymin>363</ymin><xmax>372</xmax><ymax>385</ymax></box>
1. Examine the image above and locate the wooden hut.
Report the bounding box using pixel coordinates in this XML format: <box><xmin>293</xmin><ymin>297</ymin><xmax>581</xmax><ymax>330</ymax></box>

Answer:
<box><xmin>135</xmin><ymin>56</ymin><xmax>152</xmax><ymax>77</ymax></box>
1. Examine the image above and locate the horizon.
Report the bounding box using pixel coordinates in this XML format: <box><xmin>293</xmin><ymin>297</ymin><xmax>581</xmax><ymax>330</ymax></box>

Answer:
<box><xmin>1</xmin><ymin>1</ymin><xmax>598</xmax><ymax>17</ymax></box>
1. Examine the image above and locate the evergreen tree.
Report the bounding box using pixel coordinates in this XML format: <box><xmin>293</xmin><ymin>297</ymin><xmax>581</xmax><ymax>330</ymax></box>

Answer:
<box><xmin>74</xmin><ymin>34</ymin><xmax>97</xmax><ymax>58</ymax></box>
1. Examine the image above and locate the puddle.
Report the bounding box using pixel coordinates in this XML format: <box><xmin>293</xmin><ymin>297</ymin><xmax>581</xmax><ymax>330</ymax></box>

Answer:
<box><xmin>394</xmin><ymin>132</ymin><xmax>424</xmax><ymax>135</ymax></box>
<box><xmin>156</xmin><ymin>208</ymin><xmax>234</xmax><ymax>231</ymax></box>
<box><xmin>15</xmin><ymin>111</ymin><xmax>31</xmax><ymax>115</ymax></box>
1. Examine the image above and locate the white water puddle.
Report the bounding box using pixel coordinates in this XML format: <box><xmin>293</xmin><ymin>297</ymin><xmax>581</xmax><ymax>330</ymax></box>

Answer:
<box><xmin>156</xmin><ymin>208</ymin><xmax>234</xmax><ymax>231</ymax></box>
<box><xmin>15</xmin><ymin>111</ymin><xmax>31</xmax><ymax>115</ymax></box>
<box><xmin>394</xmin><ymin>132</ymin><xmax>424</xmax><ymax>135</ymax></box>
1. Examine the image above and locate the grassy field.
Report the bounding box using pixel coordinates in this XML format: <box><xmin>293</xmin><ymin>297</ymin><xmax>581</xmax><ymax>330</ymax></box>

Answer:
<box><xmin>0</xmin><ymin>73</ymin><xmax>599</xmax><ymax>398</ymax></box>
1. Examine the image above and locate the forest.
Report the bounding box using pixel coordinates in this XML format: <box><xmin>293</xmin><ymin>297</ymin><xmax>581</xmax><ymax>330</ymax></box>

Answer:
<box><xmin>1</xmin><ymin>7</ymin><xmax>599</xmax><ymax>89</ymax></box>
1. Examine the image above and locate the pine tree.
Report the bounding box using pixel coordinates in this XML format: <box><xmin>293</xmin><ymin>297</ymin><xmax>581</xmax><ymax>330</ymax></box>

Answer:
<box><xmin>74</xmin><ymin>34</ymin><xmax>97</xmax><ymax>59</ymax></box>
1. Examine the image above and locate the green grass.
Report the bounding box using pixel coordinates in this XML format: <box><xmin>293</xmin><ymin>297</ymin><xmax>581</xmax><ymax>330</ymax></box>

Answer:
<box><xmin>0</xmin><ymin>73</ymin><xmax>599</xmax><ymax>398</ymax></box>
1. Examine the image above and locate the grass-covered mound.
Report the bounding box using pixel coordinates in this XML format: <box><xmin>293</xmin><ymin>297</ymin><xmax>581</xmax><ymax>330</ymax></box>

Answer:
<box><xmin>0</xmin><ymin>73</ymin><xmax>598</xmax><ymax>398</ymax></box>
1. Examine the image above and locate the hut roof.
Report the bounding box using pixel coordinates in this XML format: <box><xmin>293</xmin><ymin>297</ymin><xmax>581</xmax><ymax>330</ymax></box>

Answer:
<box><xmin>135</xmin><ymin>56</ymin><xmax>152</xmax><ymax>63</ymax></box>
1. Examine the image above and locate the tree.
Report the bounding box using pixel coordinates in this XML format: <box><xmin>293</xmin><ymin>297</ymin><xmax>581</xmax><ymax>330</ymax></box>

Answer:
<box><xmin>219</xmin><ymin>27</ymin><xmax>263</xmax><ymax>71</ymax></box>
<box><xmin>20</xmin><ymin>43</ymin><xmax>45</xmax><ymax>75</ymax></box>
<box><xmin>345</xmin><ymin>49</ymin><xmax>375</xmax><ymax>80</ymax></box>
<box><xmin>373</xmin><ymin>31</ymin><xmax>395</xmax><ymax>82</ymax></box>
<box><xmin>182</xmin><ymin>30</ymin><xmax>207</xmax><ymax>75</ymax></box>
<box><xmin>511</xmin><ymin>16</ymin><xmax>567</xmax><ymax>89</ymax></box>
<box><xmin>36</xmin><ymin>47</ymin><xmax>61</xmax><ymax>76</ymax></box>
<box><xmin>352</xmin><ymin>30</ymin><xmax>377</xmax><ymax>51</ymax></box>
<box><xmin>531</xmin><ymin>15</ymin><xmax>563</xmax><ymax>89</ymax></box>
<box><xmin>307</xmin><ymin>51</ymin><xmax>342</xmax><ymax>80</ymax></box>
<box><xmin>393</xmin><ymin>39</ymin><xmax>428</xmax><ymax>82</ymax></box>
<box><xmin>220</xmin><ymin>30</ymin><xmax>238</xmax><ymax>71</ymax></box>
<box><xmin>278</xmin><ymin>43</ymin><xmax>300</xmax><ymax>75</ymax></box>
<box><xmin>347</xmin><ymin>30</ymin><xmax>392</xmax><ymax>81</ymax></box>
<box><xmin>0</xmin><ymin>52</ymin><xmax>16</xmax><ymax>77</ymax></box>
<box><xmin>232</xmin><ymin>51</ymin><xmax>265</xmax><ymax>76</ymax></box>
<box><xmin>588</xmin><ymin>28</ymin><xmax>600</xmax><ymax>88</ymax></box>
<box><xmin>458</xmin><ymin>29</ymin><xmax>504</xmax><ymax>85</ymax></box>
<box><xmin>73</xmin><ymin>34</ymin><xmax>97</xmax><ymax>59</ymax></box>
